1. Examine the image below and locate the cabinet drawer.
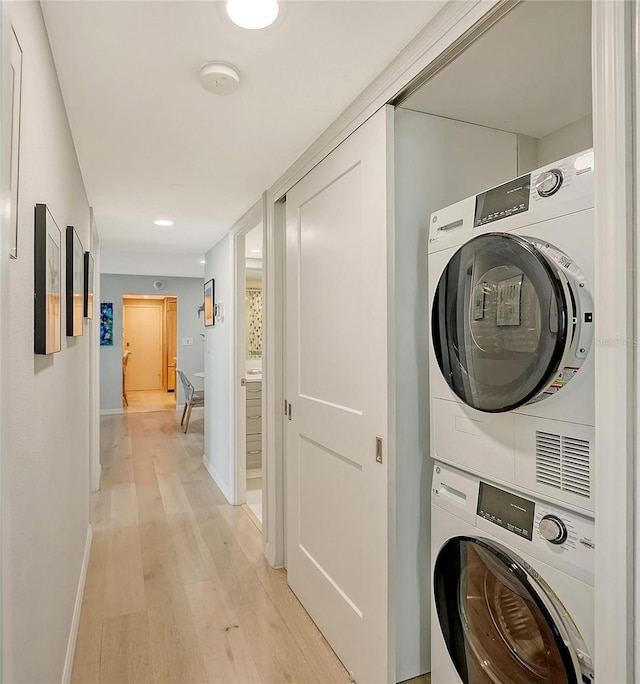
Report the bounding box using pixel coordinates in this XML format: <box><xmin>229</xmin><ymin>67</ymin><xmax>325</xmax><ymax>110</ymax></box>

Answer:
<box><xmin>246</xmin><ymin>436</ymin><xmax>262</xmax><ymax>469</ymax></box>
<box><xmin>245</xmin><ymin>381</ymin><xmax>262</xmax><ymax>400</ymax></box>
<box><xmin>246</xmin><ymin>410</ymin><xmax>262</xmax><ymax>436</ymax></box>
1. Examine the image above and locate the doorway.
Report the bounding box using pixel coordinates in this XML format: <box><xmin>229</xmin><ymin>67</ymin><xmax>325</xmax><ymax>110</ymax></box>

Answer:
<box><xmin>122</xmin><ymin>294</ymin><xmax>178</xmax><ymax>413</ymax></box>
<box><xmin>233</xmin><ymin>220</ymin><xmax>264</xmax><ymax>525</ymax></box>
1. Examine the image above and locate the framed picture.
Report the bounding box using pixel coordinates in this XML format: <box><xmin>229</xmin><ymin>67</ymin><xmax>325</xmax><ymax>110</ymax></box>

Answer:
<box><xmin>84</xmin><ymin>251</ymin><xmax>94</xmax><ymax>319</ymax></box>
<box><xmin>100</xmin><ymin>302</ymin><xmax>113</xmax><ymax>346</ymax></box>
<box><xmin>34</xmin><ymin>204</ymin><xmax>62</xmax><ymax>354</ymax></box>
<box><xmin>9</xmin><ymin>27</ymin><xmax>23</xmax><ymax>259</ymax></box>
<box><xmin>204</xmin><ymin>278</ymin><xmax>214</xmax><ymax>327</ymax></box>
<box><xmin>66</xmin><ymin>226</ymin><xmax>84</xmax><ymax>336</ymax></box>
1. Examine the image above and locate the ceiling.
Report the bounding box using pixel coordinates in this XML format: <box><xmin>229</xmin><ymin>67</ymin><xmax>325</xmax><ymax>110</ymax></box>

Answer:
<box><xmin>400</xmin><ymin>0</ymin><xmax>592</xmax><ymax>138</ymax></box>
<box><xmin>41</xmin><ymin>0</ymin><xmax>446</xmax><ymax>276</ymax></box>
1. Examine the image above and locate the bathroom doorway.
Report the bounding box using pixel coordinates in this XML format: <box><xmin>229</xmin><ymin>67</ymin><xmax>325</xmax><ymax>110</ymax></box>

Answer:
<box><xmin>233</xmin><ymin>221</ymin><xmax>264</xmax><ymax>524</ymax></box>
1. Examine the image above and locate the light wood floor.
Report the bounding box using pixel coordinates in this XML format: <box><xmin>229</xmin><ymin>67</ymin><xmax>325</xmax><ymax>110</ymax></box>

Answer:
<box><xmin>73</xmin><ymin>410</ymin><xmax>430</xmax><ymax>684</ymax></box>
<box><xmin>124</xmin><ymin>389</ymin><xmax>177</xmax><ymax>413</ymax></box>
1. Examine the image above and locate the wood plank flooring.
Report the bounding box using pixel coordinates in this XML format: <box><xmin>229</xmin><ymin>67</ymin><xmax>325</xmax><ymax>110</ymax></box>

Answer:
<box><xmin>73</xmin><ymin>410</ymin><xmax>430</xmax><ymax>684</ymax></box>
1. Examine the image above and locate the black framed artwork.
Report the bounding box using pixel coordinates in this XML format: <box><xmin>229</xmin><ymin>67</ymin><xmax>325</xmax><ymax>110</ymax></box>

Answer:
<box><xmin>204</xmin><ymin>278</ymin><xmax>214</xmax><ymax>327</ymax></box>
<box><xmin>84</xmin><ymin>251</ymin><xmax>94</xmax><ymax>319</ymax></box>
<box><xmin>34</xmin><ymin>204</ymin><xmax>62</xmax><ymax>354</ymax></box>
<box><xmin>66</xmin><ymin>226</ymin><xmax>84</xmax><ymax>337</ymax></box>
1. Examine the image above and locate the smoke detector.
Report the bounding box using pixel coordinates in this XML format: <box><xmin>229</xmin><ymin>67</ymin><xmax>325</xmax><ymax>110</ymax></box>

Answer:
<box><xmin>199</xmin><ymin>62</ymin><xmax>240</xmax><ymax>96</ymax></box>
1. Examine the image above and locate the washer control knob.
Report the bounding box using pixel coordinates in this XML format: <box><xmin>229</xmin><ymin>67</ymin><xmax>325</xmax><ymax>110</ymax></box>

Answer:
<box><xmin>539</xmin><ymin>514</ymin><xmax>568</xmax><ymax>544</ymax></box>
<box><xmin>535</xmin><ymin>169</ymin><xmax>563</xmax><ymax>197</ymax></box>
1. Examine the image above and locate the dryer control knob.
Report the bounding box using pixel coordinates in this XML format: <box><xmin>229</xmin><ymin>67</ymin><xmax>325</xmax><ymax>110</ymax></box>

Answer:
<box><xmin>535</xmin><ymin>169</ymin><xmax>563</xmax><ymax>197</ymax></box>
<box><xmin>539</xmin><ymin>515</ymin><xmax>568</xmax><ymax>544</ymax></box>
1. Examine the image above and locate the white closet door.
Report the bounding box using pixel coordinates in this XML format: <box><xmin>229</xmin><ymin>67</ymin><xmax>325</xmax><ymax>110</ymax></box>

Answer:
<box><xmin>285</xmin><ymin>106</ymin><xmax>392</xmax><ymax>684</ymax></box>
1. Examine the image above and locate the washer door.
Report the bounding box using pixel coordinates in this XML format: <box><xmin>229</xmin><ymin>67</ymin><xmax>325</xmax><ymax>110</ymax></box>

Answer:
<box><xmin>432</xmin><ymin>233</ymin><xmax>571</xmax><ymax>412</ymax></box>
<box><xmin>434</xmin><ymin>536</ymin><xmax>582</xmax><ymax>684</ymax></box>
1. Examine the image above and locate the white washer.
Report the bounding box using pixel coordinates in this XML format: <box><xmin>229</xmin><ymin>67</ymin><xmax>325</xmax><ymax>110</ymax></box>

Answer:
<box><xmin>428</xmin><ymin>150</ymin><xmax>595</xmax><ymax>515</ymax></box>
<box><xmin>431</xmin><ymin>461</ymin><xmax>595</xmax><ymax>684</ymax></box>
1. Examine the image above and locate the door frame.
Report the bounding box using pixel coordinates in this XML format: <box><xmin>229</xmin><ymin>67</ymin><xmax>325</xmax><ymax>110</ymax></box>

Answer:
<box><xmin>231</xmin><ymin>201</ymin><xmax>264</xmax><ymax>507</ymax></box>
<box><xmin>262</xmin><ymin>1</ymin><xmax>637</xmax><ymax>678</ymax></box>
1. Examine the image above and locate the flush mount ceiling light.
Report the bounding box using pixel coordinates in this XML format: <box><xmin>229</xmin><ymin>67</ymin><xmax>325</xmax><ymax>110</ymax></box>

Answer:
<box><xmin>226</xmin><ymin>0</ymin><xmax>279</xmax><ymax>29</ymax></box>
<box><xmin>154</xmin><ymin>219</ymin><xmax>174</xmax><ymax>227</ymax></box>
<box><xmin>199</xmin><ymin>61</ymin><xmax>240</xmax><ymax>96</ymax></box>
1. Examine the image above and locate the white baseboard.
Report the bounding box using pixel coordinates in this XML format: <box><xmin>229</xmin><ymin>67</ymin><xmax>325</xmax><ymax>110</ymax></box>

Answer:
<box><xmin>203</xmin><ymin>455</ymin><xmax>232</xmax><ymax>504</ymax></box>
<box><xmin>62</xmin><ymin>524</ymin><xmax>93</xmax><ymax>684</ymax></box>
<box><xmin>100</xmin><ymin>408</ymin><xmax>123</xmax><ymax>416</ymax></box>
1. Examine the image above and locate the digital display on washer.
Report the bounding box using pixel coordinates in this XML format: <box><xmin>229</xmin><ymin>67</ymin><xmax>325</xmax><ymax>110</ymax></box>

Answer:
<box><xmin>474</xmin><ymin>174</ymin><xmax>531</xmax><ymax>227</ymax></box>
<box><xmin>477</xmin><ymin>482</ymin><xmax>535</xmax><ymax>541</ymax></box>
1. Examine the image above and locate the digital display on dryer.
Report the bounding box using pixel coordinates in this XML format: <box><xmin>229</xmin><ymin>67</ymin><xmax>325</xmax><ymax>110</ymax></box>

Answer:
<box><xmin>477</xmin><ymin>482</ymin><xmax>535</xmax><ymax>540</ymax></box>
<box><xmin>474</xmin><ymin>174</ymin><xmax>531</xmax><ymax>227</ymax></box>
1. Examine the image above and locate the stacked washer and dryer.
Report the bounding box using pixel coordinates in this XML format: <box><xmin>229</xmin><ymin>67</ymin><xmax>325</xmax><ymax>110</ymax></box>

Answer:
<box><xmin>427</xmin><ymin>150</ymin><xmax>596</xmax><ymax>684</ymax></box>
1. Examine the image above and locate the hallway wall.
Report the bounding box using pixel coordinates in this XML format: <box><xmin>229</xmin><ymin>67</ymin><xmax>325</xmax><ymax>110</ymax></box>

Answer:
<box><xmin>203</xmin><ymin>235</ymin><xmax>233</xmax><ymax>502</ymax></box>
<box><xmin>3</xmin><ymin>2</ymin><xmax>94</xmax><ymax>681</ymax></box>
<box><xmin>100</xmin><ymin>274</ymin><xmax>204</xmax><ymax>411</ymax></box>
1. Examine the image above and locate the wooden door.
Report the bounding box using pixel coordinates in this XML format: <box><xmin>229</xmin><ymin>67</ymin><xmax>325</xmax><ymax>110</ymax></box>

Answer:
<box><xmin>123</xmin><ymin>301</ymin><xmax>163</xmax><ymax>391</ymax></box>
<box><xmin>285</xmin><ymin>106</ymin><xmax>392</xmax><ymax>683</ymax></box>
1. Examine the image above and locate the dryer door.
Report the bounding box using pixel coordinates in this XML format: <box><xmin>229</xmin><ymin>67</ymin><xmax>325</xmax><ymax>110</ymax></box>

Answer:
<box><xmin>433</xmin><ymin>536</ymin><xmax>585</xmax><ymax>684</ymax></box>
<box><xmin>432</xmin><ymin>232</ymin><xmax>571</xmax><ymax>412</ymax></box>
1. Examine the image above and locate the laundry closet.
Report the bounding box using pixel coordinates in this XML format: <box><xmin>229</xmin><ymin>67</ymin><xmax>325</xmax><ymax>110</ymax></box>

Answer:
<box><xmin>272</xmin><ymin>1</ymin><xmax>604</xmax><ymax>682</ymax></box>
<box><xmin>394</xmin><ymin>1</ymin><xmax>594</xmax><ymax>682</ymax></box>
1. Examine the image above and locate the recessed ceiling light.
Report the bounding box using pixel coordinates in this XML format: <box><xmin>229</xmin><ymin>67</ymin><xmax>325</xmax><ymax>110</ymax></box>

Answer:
<box><xmin>250</xmin><ymin>249</ymin><xmax>261</xmax><ymax>254</ymax></box>
<box><xmin>154</xmin><ymin>219</ymin><xmax>174</xmax><ymax>227</ymax></box>
<box><xmin>227</xmin><ymin>0</ymin><xmax>278</xmax><ymax>29</ymax></box>
<box><xmin>200</xmin><ymin>259</ymin><xmax>206</xmax><ymax>264</ymax></box>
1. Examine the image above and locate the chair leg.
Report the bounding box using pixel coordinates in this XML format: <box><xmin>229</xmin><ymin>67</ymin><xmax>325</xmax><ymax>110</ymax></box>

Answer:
<box><xmin>180</xmin><ymin>402</ymin><xmax>188</xmax><ymax>426</ymax></box>
<box><xmin>183</xmin><ymin>403</ymin><xmax>193</xmax><ymax>433</ymax></box>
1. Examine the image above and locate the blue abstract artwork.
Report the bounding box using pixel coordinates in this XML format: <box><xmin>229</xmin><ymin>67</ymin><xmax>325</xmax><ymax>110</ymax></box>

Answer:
<box><xmin>100</xmin><ymin>302</ymin><xmax>113</xmax><ymax>346</ymax></box>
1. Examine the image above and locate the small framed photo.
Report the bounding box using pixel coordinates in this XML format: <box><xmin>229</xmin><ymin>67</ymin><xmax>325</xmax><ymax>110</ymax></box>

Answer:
<box><xmin>84</xmin><ymin>251</ymin><xmax>94</xmax><ymax>319</ymax></box>
<box><xmin>100</xmin><ymin>302</ymin><xmax>113</xmax><ymax>346</ymax></box>
<box><xmin>204</xmin><ymin>278</ymin><xmax>214</xmax><ymax>327</ymax></box>
<box><xmin>66</xmin><ymin>226</ymin><xmax>84</xmax><ymax>337</ymax></box>
<box><xmin>34</xmin><ymin>204</ymin><xmax>62</xmax><ymax>354</ymax></box>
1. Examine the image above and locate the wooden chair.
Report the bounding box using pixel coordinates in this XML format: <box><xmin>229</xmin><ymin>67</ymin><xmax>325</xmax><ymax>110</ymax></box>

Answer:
<box><xmin>177</xmin><ymin>369</ymin><xmax>204</xmax><ymax>433</ymax></box>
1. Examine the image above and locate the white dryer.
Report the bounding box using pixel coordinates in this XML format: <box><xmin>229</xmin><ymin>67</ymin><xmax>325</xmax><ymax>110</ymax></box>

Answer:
<box><xmin>428</xmin><ymin>150</ymin><xmax>595</xmax><ymax>515</ymax></box>
<box><xmin>431</xmin><ymin>461</ymin><xmax>595</xmax><ymax>684</ymax></box>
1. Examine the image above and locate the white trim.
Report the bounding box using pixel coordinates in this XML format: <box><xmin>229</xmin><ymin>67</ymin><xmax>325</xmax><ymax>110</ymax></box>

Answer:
<box><xmin>62</xmin><ymin>525</ymin><xmax>93</xmax><ymax>684</ymax></box>
<box><xmin>269</xmin><ymin>0</ymin><xmax>505</xmax><ymax>201</ymax></box>
<box><xmin>203</xmin><ymin>454</ymin><xmax>232</xmax><ymax>504</ymax></box>
<box><xmin>263</xmin><ymin>193</ymin><xmax>286</xmax><ymax>568</ymax></box>
<box><xmin>593</xmin><ymin>2</ymin><xmax>635</xmax><ymax>682</ymax></box>
<box><xmin>635</xmin><ymin>6</ymin><xmax>640</xmax><ymax>679</ymax></box>
<box><xmin>100</xmin><ymin>408</ymin><xmax>123</xmax><ymax>416</ymax></box>
<box><xmin>90</xmin><ymin>212</ymin><xmax>101</xmax><ymax>492</ymax></box>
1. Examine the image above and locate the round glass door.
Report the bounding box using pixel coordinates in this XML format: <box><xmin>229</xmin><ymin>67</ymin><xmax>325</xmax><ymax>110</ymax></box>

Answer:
<box><xmin>431</xmin><ymin>233</ymin><xmax>569</xmax><ymax>412</ymax></box>
<box><xmin>434</xmin><ymin>536</ymin><xmax>579</xmax><ymax>684</ymax></box>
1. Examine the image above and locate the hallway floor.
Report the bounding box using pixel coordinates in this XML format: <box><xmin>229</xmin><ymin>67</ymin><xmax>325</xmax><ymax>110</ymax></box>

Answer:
<box><xmin>73</xmin><ymin>410</ymin><xmax>431</xmax><ymax>683</ymax></box>
<box><xmin>124</xmin><ymin>389</ymin><xmax>177</xmax><ymax>413</ymax></box>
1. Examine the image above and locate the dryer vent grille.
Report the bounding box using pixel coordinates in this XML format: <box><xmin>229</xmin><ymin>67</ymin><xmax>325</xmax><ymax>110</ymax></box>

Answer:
<box><xmin>535</xmin><ymin>431</ymin><xmax>590</xmax><ymax>499</ymax></box>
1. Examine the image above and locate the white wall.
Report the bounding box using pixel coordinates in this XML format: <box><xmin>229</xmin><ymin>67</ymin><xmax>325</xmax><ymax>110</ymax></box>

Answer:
<box><xmin>99</xmin><ymin>274</ymin><xmax>205</xmax><ymax>411</ymax></box>
<box><xmin>393</xmin><ymin>108</ymin><xmax>517</xmax><ymax>681</ymax></box>
<box><xmin>537</xmin><ymin>114</ymin><xmax>593</xmax><ymax>167</ymax></box>
<box><xmin>101</xmin><ymin>247</ymin><xmax>205</xmax><ymax>279</ymax></box>
<box><xmin>203</xmin><ymin>235</ymin><xmax>233</xmax><ymax>502</ymax></box>
<box><xmin>2</xmin><ymin>3</ymin><xmax>93</xmax><ymax>681</ymax></box>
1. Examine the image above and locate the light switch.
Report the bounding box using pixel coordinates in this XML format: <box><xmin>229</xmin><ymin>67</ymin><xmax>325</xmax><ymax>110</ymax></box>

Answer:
<box><xmin>182</xmin><ymin>338</ymin><xmax>194</xmax><ymax>346</ymax></box>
